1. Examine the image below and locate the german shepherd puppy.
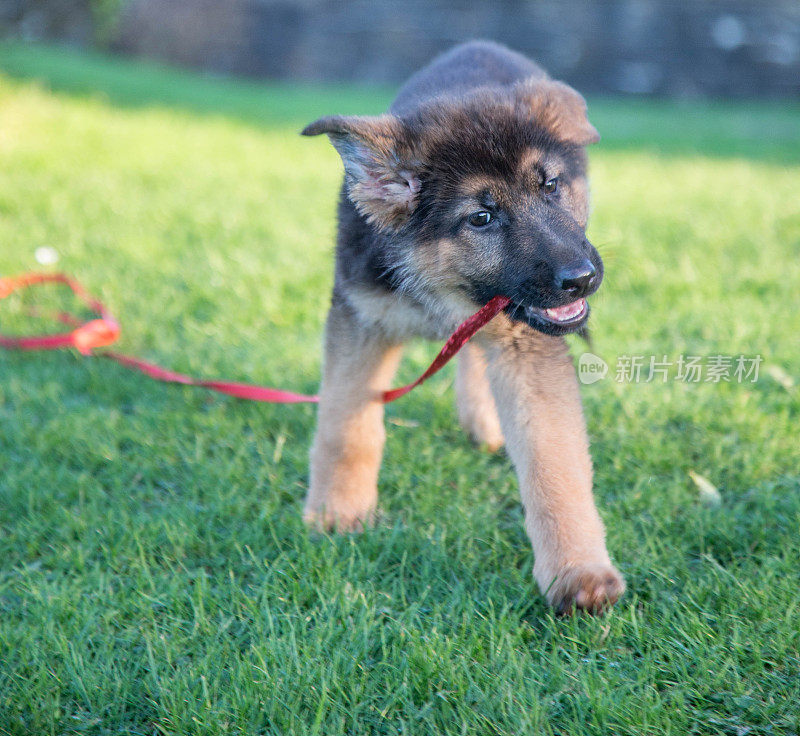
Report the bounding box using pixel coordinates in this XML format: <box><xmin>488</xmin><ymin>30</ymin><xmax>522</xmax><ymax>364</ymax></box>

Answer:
<box><xmin>302</xmin><ymin>41</ymin><xmax>624</xmax><ymax>614</ymax></box>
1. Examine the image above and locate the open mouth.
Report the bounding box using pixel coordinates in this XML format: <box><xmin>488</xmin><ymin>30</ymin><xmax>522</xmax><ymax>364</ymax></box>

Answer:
<box><xmin>506</xmin><ymin>297</ymin><xmax>589</xmax><ymax>335</ymax></box>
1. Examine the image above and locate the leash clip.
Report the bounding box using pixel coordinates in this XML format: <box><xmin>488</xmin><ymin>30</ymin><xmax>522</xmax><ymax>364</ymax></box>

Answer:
<box><xmin>0</xmin><ymin>277</ymin><xmax>15</xmax><ymax>299</ymax></box>
<box><xmin>71</xmin><ymin>318</ymin><xmax>120</xmax><ymax>354</ymax></box>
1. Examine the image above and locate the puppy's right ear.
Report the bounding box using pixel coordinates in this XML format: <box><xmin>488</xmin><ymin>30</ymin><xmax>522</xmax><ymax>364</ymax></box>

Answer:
<box><xmin>516</xmin><ymin>79</ymin><xmax>600</xmax><ymax>147</ymax></box>
<box><xmin>302</xmin><ymin>115</ymin><xmax>421</xmax><ymax>231</ymax></box>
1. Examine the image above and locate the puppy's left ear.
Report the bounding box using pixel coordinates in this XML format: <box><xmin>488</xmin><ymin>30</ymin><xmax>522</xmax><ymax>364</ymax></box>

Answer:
<box><xmin>302</xmin><ymin>114</ymin><xmax>421</xmax><ymax>231</ymax></box>
<box><xmin>517</xmin><ymin>79</ymin><xmax>600</xmax><ymax>146</ymax></box>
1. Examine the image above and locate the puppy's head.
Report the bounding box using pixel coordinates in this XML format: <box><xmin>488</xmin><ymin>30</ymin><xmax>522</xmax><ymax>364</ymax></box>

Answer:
<box><xmin>303</xmin><ymin>78</ymin><xmax>602</xmax><ymax>336</ymax></box>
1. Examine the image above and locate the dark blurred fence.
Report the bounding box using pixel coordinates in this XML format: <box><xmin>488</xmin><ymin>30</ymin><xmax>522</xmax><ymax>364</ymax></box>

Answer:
<box><xmin>3</xmin><ymin>0</ymin><xmax>800</xmax><ymax>98</ymax></box>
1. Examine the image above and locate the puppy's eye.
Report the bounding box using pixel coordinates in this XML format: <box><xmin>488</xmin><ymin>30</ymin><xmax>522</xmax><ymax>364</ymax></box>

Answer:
<box><xmin>544</xmin><ymin>177</ymin><xmax>559</xmax><ymax>195</ymax></box>
<box><xmin>467</xmin><ymin>211</ymin><xmax>493</xmax><ymax>227</ymax></box>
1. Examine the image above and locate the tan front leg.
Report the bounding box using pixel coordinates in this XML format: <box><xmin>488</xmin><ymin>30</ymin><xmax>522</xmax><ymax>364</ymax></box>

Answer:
<box><xmin>482</xmin><ymin>329</ymin><xmax>624</xmax><ymax>613</ymax></box>
<box><xmin>305</xmin><ymin>298</ymin><xmax>403</xmax><ymax>532</ymax></box>
<box><xmin>455</xmin><ymin>342</ymin><xmax>505</xmax><ymax>452</ymax></box>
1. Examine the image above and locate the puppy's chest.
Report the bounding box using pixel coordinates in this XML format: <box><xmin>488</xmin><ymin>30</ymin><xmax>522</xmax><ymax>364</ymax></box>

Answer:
<box><xmin>345</xmin><ymin>285</ymin><xmax>452</xmax><ymax>342</ymax></box>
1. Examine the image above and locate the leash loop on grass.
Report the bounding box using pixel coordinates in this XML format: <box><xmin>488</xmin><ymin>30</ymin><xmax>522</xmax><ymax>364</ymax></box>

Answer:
<box><xmin>0</xmin><ymin>271</ymin><xmax>510</xmax><ymax>404</ymax></box>
<box><xmin>0</xmin><ymin>273</ymin><xmax>120</xmax><ymax>354</ymax></box>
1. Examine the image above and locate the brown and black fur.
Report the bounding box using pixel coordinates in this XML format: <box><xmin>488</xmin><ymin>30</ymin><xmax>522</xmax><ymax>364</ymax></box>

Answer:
<box><xmin>302</xmin><ymin>41</ymin><xmax>624</xmax><ymax>614</ymax></box>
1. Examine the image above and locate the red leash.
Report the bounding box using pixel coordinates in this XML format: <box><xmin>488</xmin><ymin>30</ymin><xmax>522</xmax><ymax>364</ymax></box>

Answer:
<box><xmin>0</xmin><ymin>272</ymin><xmax>510</xmax><ymax>404</ymax></box>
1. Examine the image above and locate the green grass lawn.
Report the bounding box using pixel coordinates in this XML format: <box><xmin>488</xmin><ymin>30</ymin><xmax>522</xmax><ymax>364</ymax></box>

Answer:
<box><xmin>1</xmin><ymin>42</ymin><xmax>798</xmax><ymax>736</ymax></box>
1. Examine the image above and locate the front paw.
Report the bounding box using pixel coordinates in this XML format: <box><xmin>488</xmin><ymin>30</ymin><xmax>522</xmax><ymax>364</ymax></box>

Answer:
<box><xmin>303</xmin><ymin>494</ymin><xmax>376</xmax><ymax>533</ymax></box>
<box><xmin>544</xmin><ymin>563</ymin><xmax>626</xmax><ymax>615</ymax></box>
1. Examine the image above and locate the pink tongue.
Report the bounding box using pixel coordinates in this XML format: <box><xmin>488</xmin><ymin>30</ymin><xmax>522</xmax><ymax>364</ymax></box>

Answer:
<box><xmin>546</xmin><ymin>298</ymin><xmax>585</xmax><ymax>322</ymax></box>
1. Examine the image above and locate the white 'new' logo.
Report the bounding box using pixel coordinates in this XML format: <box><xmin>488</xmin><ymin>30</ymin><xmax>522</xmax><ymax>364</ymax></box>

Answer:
<box><xmin>578</xmin><ymin>353</ymin><xmax>609</xmax><ymax>384</ymax></box>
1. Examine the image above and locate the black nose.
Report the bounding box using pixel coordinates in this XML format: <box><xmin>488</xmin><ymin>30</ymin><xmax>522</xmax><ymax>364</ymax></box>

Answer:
<box><xmin>555</xmin><ymin>262</ymin><xmax>597</xmax><ymax>297</ymax></box>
